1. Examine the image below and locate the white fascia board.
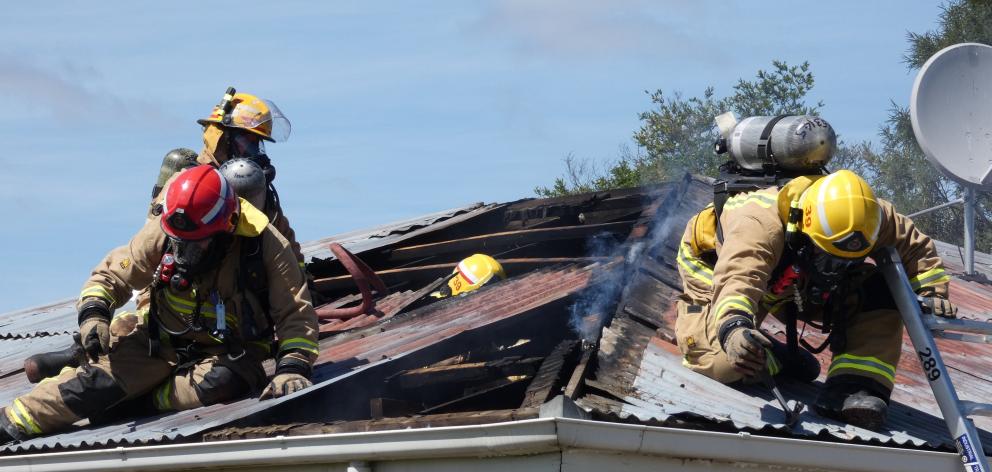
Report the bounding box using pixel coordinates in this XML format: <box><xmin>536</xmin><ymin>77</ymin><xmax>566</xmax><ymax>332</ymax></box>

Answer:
<box><xmin>0</xmin><ymin>418</ymin><xmax>974</xmax><ymax>472</ymax></box>
<box><xmin>557</xmin><ymin>418</ymin><xmax>966</xmax><ymax>472</ymax></box>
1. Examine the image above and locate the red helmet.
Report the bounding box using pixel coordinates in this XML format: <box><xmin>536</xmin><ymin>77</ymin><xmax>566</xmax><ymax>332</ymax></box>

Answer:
<box><xmin>161</xmin><ymin>165</ymin><xmax>239</xmax><ymax>240</ymax></box>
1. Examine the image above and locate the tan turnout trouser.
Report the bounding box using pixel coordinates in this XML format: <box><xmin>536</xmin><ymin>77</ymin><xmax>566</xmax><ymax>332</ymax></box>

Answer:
<box><xmin>4</xmin><ymin>312</ymin><xmax>266</xmax><ymax>437</ymax></box>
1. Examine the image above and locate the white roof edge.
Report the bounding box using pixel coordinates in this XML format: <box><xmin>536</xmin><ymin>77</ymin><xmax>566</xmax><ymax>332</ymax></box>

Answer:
<box><xmin>0</xmin><ymin>418</ymin><xmax>971</xmax><ymax>472</ymax></box>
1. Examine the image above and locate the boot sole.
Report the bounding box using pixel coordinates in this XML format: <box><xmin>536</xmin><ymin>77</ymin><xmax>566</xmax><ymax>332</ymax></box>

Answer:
<box><xmin>841</xmin><ymin>406</ymin><xmax>885</xmax><ymax>431</ymax></box>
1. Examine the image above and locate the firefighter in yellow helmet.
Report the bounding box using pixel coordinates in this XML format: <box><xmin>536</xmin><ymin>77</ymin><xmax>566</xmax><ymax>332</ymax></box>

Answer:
<box><xmin>674</xmin><ymin>169</ymin><xmax>955</xmax><ymax>431</ymax></box>
<box><xmin>150</xmin><ymin>89</ymin><xmax>304</xmax><ymax>265</ymax></box>
<box><xmin>431</xmin><ymin>254</ymin><xmax>507</xmax><ymax>299</ymax></box>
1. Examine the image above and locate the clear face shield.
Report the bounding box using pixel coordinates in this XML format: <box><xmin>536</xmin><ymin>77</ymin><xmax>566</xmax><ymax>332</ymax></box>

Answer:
<box><xmin>228</xmin><ymin>99</ymin><xmax>291</xmax><ymax>143</ymax></box>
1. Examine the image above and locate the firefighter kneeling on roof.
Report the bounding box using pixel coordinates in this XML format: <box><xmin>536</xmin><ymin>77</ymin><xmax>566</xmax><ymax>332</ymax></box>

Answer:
<box><xmin>676</xmin><ymin>169</ymin><xmax>956</xmax><ymax>431</ymax></box>
<box><xmin>0</xmin><ymin>165</ymin><xmax>319</xmax><ymax>443</ymax></box>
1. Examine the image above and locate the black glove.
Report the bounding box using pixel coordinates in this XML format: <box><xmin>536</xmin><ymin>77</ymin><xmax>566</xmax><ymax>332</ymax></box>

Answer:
<box><xmin>260</xmin><ymin>357</ymin><xmax>313</xmax><ymax>400</ymax></box>
<box><xmin>78</xmin><ymin>299</ymin><xmax>111</xmax><ymax>362</ymax></box>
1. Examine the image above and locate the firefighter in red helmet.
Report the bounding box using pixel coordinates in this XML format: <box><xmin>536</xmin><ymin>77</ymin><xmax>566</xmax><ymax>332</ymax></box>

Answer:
<box><xmin>0</xmin><ymin>165</ymin><xmax>318</xmax><ymax>442</ymax></box>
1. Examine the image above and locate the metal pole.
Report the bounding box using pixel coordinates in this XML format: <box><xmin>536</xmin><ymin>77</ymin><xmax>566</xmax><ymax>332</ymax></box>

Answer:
<box><xmin>907</xmin><ymin>198</ymin><xmax>964</xmax><ymax>218</ymax></box>
<box><xmin>965</xmin><ymin>188</ymin><xmax>977</xmax><ymax>275</ymax></box>
<box><xmin>876</xmin><ymin>247</ymin><xmax>989</xmax><ymax>472</ymax></box>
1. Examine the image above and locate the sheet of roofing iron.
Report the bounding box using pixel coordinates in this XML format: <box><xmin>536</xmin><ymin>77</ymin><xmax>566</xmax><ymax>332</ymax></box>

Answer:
<box><xmin>587</xmin><ymin>272</ymin><xmax>992</xmax><ymax>452</ymax></box>
<box><xmin>301</xmin><ymin>203</ymin><xmax>492</xmax><ymax>260</ymax></box>
<box><xmin>0</xmin><ymin>299</ymin><xmax>76</xmax><ymax>339</ymax></box>
<box><xmin>0</xmin><ymin>262</ymin><xmax>600</xmax><ymax>453</ymax></box>
<box><xmin>592</xmin><ymin>338</ymin><xmax>992</xmax><ymax>450</ymax></box>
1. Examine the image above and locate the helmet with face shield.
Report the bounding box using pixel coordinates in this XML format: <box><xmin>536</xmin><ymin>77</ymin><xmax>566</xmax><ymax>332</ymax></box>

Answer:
<box><xmin>197</xmin><ymin>92</ymin><xmax>291</xmax><ymax>143</ymax></box>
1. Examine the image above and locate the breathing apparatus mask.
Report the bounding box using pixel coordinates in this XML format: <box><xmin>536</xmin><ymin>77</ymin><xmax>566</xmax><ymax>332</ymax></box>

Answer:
<box><xmin>796</xmin><ymin>243</ymin><xmax>864</xmax><ymax>305</ymax></box>
<box><xmin>157</xmin><ymin>235</ymin><xmax>232</xmax><ymax>292</ymax></box>
<box><xmin>224</xmin><ymin>129</ymin><xmax>276</xmax><ymax>184</ymax></box>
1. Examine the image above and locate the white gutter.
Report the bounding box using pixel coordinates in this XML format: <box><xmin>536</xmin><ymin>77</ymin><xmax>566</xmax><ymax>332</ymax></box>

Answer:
<box><xmin>0</xmin><ymin>418</ymin><xmax>974</xmax><ymax>472</ymax></box>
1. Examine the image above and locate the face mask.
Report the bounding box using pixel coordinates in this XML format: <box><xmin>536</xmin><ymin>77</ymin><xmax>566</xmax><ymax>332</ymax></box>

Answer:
<box><xmin>162</xmin><ymin>235</ymin><xmax>231</xmax><ymax>290</ymax></box>
<box><xmin>228</xmin><ymin>130</ymin><xmax>266</xmax><ymax>160</ymax></box>
<box><xmin>804</xmin><ymin>247</ymin><xmax>864</xmax><ymax>303</ymax></box>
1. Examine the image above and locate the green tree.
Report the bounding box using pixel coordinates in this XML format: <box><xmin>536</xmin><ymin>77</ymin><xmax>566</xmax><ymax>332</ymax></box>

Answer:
<box><xmin>536</xmin><ymin>61</ymin><xmax>823</xmax><ymax>196</ymax></box>
<box><xmin>860</xmin><ymin>0</ymin><xmax>992</xmax><ymax>252</ymax></box>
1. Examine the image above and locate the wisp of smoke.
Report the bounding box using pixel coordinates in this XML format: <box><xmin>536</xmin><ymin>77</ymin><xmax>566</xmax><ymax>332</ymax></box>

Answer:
<box><xmin>568</xmin><ymin>183</ymin><xmax>679</xmax><ymax>341</ymax></box>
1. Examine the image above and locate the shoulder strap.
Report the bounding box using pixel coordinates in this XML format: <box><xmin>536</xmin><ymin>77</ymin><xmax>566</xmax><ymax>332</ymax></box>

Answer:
<box><xmin>238</xmin><ymin>235</ymin><xmax>274</xmax><ymax>340</ymax></box>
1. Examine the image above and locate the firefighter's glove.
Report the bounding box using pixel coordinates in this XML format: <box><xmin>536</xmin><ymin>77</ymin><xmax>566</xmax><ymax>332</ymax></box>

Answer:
<box><xmin>80</xmin><ymin>317</ymin><xmax>110</xmax><ymax>362</ymax></box>
<box><xmin>260</xmin><ymin>357</ymin><xmax>313</xmax><ymax>400</ymax></box>
<box><xmin>78</xmin><ymin>299</ymin><xmax>111</xmax><ymax>362</ymax></box>
<box><xmin>720</xmin><ymin>315</ymin><xmax>771</xmax><ymax>378</ymax></box>
<box><xmin>919</xmin><ymin>295</ymin><xmax>957</xmax><ymax>318</ymax></box>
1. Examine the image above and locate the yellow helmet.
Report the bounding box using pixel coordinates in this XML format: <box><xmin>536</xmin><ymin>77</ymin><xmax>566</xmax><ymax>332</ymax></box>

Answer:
<box><xmin>798</xmin><ymin>170</ymin><xmax>881</xmax><ymax>258</ymax></box>
<box><xmin>431</xmin><ymin>254</ymin><xmax>507</xmax><ymax>299</ymax></box>
<box><xmin>197</xmin><ymin>92</ymin><xmax>291</xmax><ymax>142</ymax></box>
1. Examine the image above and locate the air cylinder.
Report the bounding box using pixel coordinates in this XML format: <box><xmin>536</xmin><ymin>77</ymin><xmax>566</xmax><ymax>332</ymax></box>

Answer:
<box><xmin>728</xmin><ymin>115</ymin><xmax>836</xmax><ymax>172</ymax></box>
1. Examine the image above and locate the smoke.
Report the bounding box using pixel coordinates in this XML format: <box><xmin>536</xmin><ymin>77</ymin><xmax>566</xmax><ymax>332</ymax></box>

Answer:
<box><xmin>568</xmin><ymin>231</ymin><xmax>628</xmax><ymax>341</ymax></box>
<box><xmin>568</xmin><ymin>184</ymin><xmax>678</xmax><ymax>341</ymax></box>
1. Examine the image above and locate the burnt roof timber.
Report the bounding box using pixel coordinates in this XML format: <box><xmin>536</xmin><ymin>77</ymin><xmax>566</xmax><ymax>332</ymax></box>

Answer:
<box><xmin>313</xmin><ymin>256</ymin><xmax>612</xmax><ymax>292</ymax></box>
<box><xmin>383</xmin><ymin>221</ymin><xmax>636</xmax><ymax>263</ymax></box>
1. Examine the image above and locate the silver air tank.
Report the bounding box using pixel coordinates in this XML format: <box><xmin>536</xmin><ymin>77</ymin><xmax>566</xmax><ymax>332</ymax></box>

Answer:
<box><xmin>219</xmin><ymin>158</ymin><xmax>268</xmax><ymax>211</ymax></box>
<box><xmin>152</xmin><ymin>148</ymin><xmax>198</xmax><ymax>198</ymax></box>
<box><xmin>728</xmin><ymin>115</ymin><xmax>836</xmax><ymax>172</ymax></box>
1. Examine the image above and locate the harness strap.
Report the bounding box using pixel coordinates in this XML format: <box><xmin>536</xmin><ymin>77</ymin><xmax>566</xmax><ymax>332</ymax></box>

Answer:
<box><xmin>756</xmin><ymin>115</ymin><xmax>789</xmax><ymax>164</ymax></box>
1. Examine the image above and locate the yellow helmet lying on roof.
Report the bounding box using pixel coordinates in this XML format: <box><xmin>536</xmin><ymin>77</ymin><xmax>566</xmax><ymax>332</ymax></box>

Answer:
<box><xmin>197</xmin><ymin>92</ymin><xmax>291</xmax><ymax>142</ymax></box>
<box><xmin>798</xmin><ymin>170</ymin><xmax>881</xmax><ymax>259</ymax></box>
<box><xmin>431</xmin><ymin>254</ymin><xmax>507</xmax><ymax>299</ymax></box>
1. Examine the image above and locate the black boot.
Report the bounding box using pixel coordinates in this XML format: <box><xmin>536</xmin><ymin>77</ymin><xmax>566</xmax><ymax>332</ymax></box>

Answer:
<box><xmin>768</xmin><ymin>338</ymin><xmax>821</xmax><ymax>384</ymax></box>
<box><xmin>814</xmin><ymin>376</ymin><xmax>890</xmax><ymax>431</ymax></box>
<box><xmin>24</xmin><ymin>337</ymin><xmax>85</xmax><ymax>384</ymax></box>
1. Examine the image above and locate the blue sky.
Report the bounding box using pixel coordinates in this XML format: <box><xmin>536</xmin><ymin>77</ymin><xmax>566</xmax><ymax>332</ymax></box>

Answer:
<box><xmin>0</xmin><ymin>1</ymin><xmax>943</xmax><ymax>312</ymax></box>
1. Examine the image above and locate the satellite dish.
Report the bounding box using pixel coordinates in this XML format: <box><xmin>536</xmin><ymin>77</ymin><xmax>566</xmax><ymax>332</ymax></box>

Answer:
<box><xmin>910</xmin><ymin>42</ymin><xmax>992</xmax><ymax>189</ymax></box>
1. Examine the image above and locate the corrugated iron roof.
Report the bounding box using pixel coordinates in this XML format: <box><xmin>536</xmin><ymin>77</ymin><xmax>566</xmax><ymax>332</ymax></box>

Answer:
<box><xmin>1</xmin><ymin>176</ymin><xmax>991</xmax><ymax>459</ymax></box>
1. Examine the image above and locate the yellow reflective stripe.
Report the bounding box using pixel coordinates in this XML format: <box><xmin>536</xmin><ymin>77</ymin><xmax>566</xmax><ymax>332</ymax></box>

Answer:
<box><xmin>299</xmin><ymin>262</ymin><xmax>306</xmax><ymax>270</ymax></box>
<box><xmin>80</xmin><ymin>285</ymin><xmax>116</xmax><ymax>306</ymax></box>
<box><xmin>12</xmin><ymin>399</ymin><xmax>42</xmax><ymax>435</ymax></box>
<box><xmin>677</xmin><ymin>242</ymin><xmax>714</xmax><ymax>286</ymax></box>
<box><xmin>200</xmin><ymin>311</ymin><xmax>238</xmax><ymax>326</ymax></box>
<box><xmin>725</xmin><ymin>193</ymin><xmax>776</xmax><ymax>210</ymax></box>
<box><xmin>154</xmin><ymin>378</ymin><xmax>174</xmax><ymax>411</ymax></box>
<box><xmin>715</xmin><ymin>295</ymin><xmax>754</xmax><ymax>319</ymax></box>
<box><xmin>278</xmin><ymin>337</ymin><xmax>319</xmax><ymax>355</ymax></box>
<box><xmin>39</xmin><ymin>366</ymin><xmax>76</xmax><ymax>386</ymax></box>
<box><xmin>163</xmin><ymin>291</ymin><xmax>216</xmax><ymax>317</ymax></box>
<box><xmin>828</xmin><ymin>354</ymin><xmax>896</xmax><ymax>383</ymax></box>
<box><xmin>909</xmin><ymin>267</ymin><xmax>950</xmax><ymax>290</ymax></box>
<box><xmin>163</xmin><ymin>290</ymin><xmax>197</xmax><ymax>309</ymax></box>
